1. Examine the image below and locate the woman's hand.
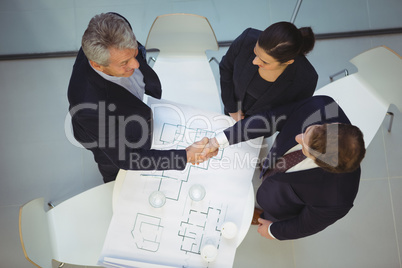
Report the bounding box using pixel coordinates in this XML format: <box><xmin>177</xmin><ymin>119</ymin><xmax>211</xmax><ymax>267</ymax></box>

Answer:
<box><xmin>229</xmin><ymin>109</ymin><xmax>244</xmax><ymax>122</ymax></box>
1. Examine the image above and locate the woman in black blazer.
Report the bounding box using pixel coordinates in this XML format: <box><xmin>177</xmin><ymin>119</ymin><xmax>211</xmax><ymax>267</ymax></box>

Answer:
<box><xmin>220</xmin><ymin>22</ymin><xmax>318</xmax><ymax>121</ymax></box>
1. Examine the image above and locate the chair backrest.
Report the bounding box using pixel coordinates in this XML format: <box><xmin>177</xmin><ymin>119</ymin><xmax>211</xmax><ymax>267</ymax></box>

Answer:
<box><xmin>144</xmin><ymin>14</ymin><xmax>222</xmax><ymax>114</ymax></box>
<box><xmin>19</xmin><ymin>198</ymin><xmax>54</xmax><ymax>268</ymax></box>
<box><xmin>19</xmin><ymin>182</ymin><xmax>114</xmax><ymax>267</ymax></box>
<box><xmin>314</xmin><ymin>46</ymin><xmax>402</xmax><ymax>147</ymax></box>
<box><xmin>350</xmin><ymin>46</ymin><xmax>402</xmax><ymax>110</ymax></box>
<box><xmin>145</xmin><ymin>13</ymin><xmax>218</xmax><ymax>55</ymax></box>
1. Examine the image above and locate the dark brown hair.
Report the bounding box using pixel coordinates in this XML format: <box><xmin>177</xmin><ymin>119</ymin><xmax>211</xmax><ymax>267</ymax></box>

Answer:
<box><xmin>258</xmin><ymin>21</ymin><xmax>315</xmax><ymax>63</ymax></box>
<box><xmin>307</xmin><ymin>124</ymin><xmax>366</xmax><ymax>173</ymax></box>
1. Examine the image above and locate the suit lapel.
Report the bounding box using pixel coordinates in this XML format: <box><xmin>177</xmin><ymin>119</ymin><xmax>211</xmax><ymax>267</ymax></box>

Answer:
<box><xmin>248</xmin><ymin>80</ymin><xmax>292</xmax><ymax>114</ymax></box>
<box><xmin>237</xmin><ymin>54</ymin><xmax>258</xmax><ymax>101</ymax></box>
<box><xmin>271</xmin><ymin>167</ymin><xmax>324</xmax><ymax>183</ymax></box>
<box><xmin>246</xmin><ymin>63</ymin><xmax>296</xmax><ymax>115</ymax></box>
<box><xmin>137</xmin><ymin>42</ymin><xmax>162</xmax><ymax>99</ymax></box>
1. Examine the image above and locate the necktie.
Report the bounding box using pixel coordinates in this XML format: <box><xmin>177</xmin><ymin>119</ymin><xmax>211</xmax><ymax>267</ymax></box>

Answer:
<box><xmin>262</xmin><ymin>149</ymin><xmax>306</xmax><ymax>180</ymax></box>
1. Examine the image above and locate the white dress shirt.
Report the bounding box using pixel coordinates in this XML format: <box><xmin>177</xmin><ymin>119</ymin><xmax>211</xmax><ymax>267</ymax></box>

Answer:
<box><xmin>90</xmin><ymin>61</ymin><xmax>146</xmax><ymax>101</ymax></box>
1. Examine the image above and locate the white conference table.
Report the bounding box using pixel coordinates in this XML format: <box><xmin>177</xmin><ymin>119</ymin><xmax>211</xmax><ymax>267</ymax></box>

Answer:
<box><xmin>112</xmin><ymin>169</ymin><xmax>255</xmax><ymax>248</ymax></box>
<box><xmin>107</xmin><ymin>41</ymin><xmax>257</xmax><ymax>265</ymax></box>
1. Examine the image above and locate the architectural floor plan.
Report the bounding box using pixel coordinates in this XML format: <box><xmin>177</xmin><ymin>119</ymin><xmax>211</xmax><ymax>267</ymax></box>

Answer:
<box><xmin>99</xmin><ymin>99</ymin><xmax>262</xmax><ymax>268</ymax></box>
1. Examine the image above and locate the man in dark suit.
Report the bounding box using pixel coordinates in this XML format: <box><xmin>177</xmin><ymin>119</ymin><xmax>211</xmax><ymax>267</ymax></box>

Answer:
<box><xmin>68</xmin><ymin>13</ymin><xmax>208</xmax><ymax>183</ymax></box>
<box><xmin>202</xmin><ymin>95</ymin><xmax>366</xmax><ymax>240</ymax></box>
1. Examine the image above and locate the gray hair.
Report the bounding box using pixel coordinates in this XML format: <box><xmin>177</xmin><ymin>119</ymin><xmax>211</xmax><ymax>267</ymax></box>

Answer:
<box><xmin>82</xmin><ymin>13</ymin><xmax>137</xmax><ymax>66</ymax></box>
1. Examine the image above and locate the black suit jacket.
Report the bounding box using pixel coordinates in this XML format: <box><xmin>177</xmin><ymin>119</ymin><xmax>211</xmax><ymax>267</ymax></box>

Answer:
<box><xmin>67</xmin><ymin>45</ymin><xmax>187</xmax><ymax>171</ymax></box>
<box><xmin>219</xmin><ymin>28</ymin><xmax>318</xmax><ymax>116</ymax></box>
<box><xmin>223</xmin><ymin>96</ymin><xmax>361</xmax><ymax>240</ymax></box>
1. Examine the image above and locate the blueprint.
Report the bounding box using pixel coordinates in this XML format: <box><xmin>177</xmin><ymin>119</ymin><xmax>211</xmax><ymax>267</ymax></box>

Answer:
<box><xmin>99</xmin><ymin>98</ymin><xmax>262</xmax><ymax>268</ymax></box>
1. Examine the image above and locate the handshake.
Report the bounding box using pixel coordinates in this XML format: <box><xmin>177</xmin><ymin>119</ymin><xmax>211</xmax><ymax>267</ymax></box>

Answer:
<box><xmin>185</xmin><ymin>137</ymin><xmax>220</xmax><ymax>165</ymax></box>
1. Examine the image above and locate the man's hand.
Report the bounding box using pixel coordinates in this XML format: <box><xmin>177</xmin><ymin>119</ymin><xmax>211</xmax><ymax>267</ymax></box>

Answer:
<box><xmin>229</xmin><ymin>109</ymin><xmax>244</xmax><ymax>122</ymax></box>
<box><xmin>186</xmin><ymin>137</ymin><xmax>210</xmax><ymax>165</ymax></box>
<box><xmin>257</xmin><ymin>218</ymin><xmax>276</xmax><ymax>240</ymax></box>
<box><xmin>201</xmin><ymin>137</ymin><xmax>220</xmax><ymax>160</ymax></box>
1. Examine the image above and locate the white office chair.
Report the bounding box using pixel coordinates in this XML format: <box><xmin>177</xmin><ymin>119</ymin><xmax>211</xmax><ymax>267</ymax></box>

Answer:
<box><xmin>145</xmin><ymin>13</ymin><xmax>222</xmax><ymax>114</ymax></box>
<box><xmin>314</xmin><ymin>46</ymin><xmax>402</xmax><ymax>147</ymax></box>
<box><xmin>19</xmin><ymin>182</ymin><xmax>114</xmax><ymax>268</ymax></box>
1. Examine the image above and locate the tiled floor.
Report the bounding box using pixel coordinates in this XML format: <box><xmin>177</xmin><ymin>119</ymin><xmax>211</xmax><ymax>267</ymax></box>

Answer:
<box><xmin>1</xmin><ymin>34</ymin><xmax>402</xmax><ymax>267</ymax></box>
